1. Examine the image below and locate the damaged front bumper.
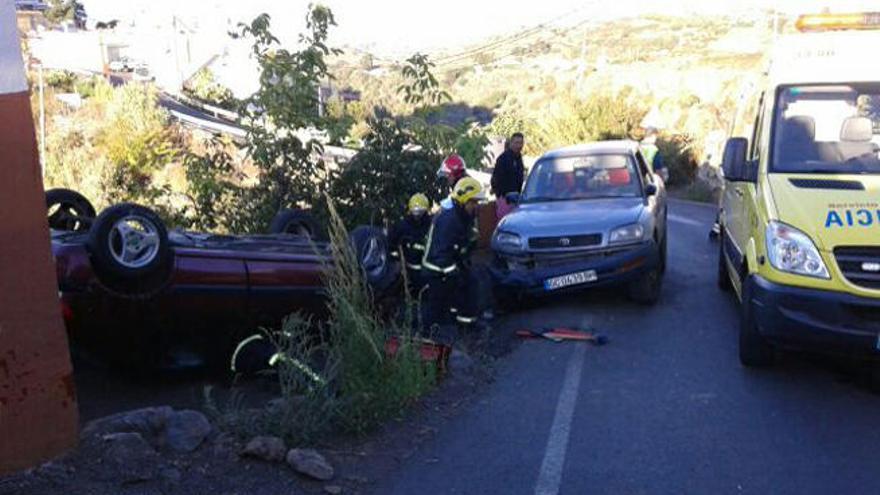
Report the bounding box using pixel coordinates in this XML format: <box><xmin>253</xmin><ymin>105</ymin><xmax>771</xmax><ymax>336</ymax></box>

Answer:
<box><xmin>490</xmin><ymin>241</ymin><xmax>659</xmax><ymax>295</ymax></box>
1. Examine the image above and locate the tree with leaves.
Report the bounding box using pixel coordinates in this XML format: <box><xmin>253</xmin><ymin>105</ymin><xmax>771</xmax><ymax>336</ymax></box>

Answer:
<box><xmin>224</xmin><ymin>7</ymin><xmax>344</xmax><ymax>233</ymax></box>
<box><xmin>46</xmin><ymin>0</ymin><xmax>86</xmax><ymax>28</ymax></box>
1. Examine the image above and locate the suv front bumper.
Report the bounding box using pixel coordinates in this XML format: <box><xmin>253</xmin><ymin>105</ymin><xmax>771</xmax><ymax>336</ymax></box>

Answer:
<box><xmin>491</xmin><ymin>241</ymin><xmax>659</xmax><ymax>296</ymax></box>
<box><xmin>750</xmin><ymin>275</ymin><xmax>880</xmax><ymax>358</ymax></box>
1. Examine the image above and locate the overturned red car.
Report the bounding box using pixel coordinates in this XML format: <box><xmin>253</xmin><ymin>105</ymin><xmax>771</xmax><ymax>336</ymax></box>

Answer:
<box><xmin>47</xmin><ymin>189</ymin><xmax>397</xmax><ymax>370</ymax></box>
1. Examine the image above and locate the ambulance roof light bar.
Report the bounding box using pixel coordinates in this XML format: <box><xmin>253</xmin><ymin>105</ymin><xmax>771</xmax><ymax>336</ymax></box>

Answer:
<box><xmin>796</xmin><ymin>12</ymin><xmax>880</xmax><ymax>32</ymax></box>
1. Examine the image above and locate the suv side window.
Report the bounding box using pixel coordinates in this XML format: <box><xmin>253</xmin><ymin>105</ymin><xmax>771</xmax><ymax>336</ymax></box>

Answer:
<box><xmin>634</xmin><ymin>150</ymin><xmax>653</xmax><ymax>185</ymax></box>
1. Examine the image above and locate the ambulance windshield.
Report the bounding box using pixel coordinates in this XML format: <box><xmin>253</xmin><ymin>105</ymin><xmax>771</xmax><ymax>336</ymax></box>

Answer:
<box><xmin>771</xmin><ymin>84</ymin><xmax>880</xmax><ymax>174</ymax></box>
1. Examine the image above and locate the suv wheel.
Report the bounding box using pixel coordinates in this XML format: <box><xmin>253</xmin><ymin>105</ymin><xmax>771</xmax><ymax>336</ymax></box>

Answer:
<box><xmin>628</xmin><ymin>265</ymin><xmax>662</xmax><ymax>305</ymax></box>
<box><xmin>739</xmin><ymin>276</ymin><xmax>775</xmax><ymax>367</ymax></box>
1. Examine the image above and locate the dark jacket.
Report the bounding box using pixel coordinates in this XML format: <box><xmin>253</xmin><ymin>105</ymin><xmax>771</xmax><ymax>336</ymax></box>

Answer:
<box><xmin>491</xmin><ymin>149</ymin><xmax>525</xmax><ymax>197</ymax></box>
<box><xmin>422</xmin><ymin>204</ymin><xmax>474</xmax><ymax>276</ymax></box>
<box><xmin>388</xmin><ymin>214</ymin><xmax>431</xmax><ymax>269</ymax></box>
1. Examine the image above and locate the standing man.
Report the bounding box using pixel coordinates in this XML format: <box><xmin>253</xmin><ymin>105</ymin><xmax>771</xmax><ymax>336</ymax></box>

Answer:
<box><xmin>491</xmin><ymin>132</ymin><xmax>526</xmax><ymax>219</ymax></box>
<box><xmin>421</xmin><ymin>177</ymin><xmax>485</xmax><ymax>344</ymax></box>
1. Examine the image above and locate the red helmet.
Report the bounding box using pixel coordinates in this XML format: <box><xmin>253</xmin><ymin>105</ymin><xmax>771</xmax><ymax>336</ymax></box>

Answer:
<box><xmin>439</xmin><ymin>154</ymin><xmax>467</xmax><ymax>181</ymax></box>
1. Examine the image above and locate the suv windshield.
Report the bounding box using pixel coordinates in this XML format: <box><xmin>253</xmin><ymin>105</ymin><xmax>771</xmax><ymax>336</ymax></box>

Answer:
<box><xmin>771</xmin><ymin>83</ymin><xmax>880</xmax><ymax>174</ymax></box>
<box><xmin>522</xmin><ymin>153</ymin><xmax>641</xmax><ymax>203</ymax></box>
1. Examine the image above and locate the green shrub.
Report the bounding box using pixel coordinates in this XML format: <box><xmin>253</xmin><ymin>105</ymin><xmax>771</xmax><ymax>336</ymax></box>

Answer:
<box><xmin>44</xmin><ymin>70</ymin><xmax>77</xmax><ymax>91</ymax></box>
<box><xmin>657</xmin><ymin>134</ymin><xmax>697</xmax><ymax>186</ymax></box>
<box><xmin>329</xmin><ymin>117</ymin><xmax>443</xmax><ymax>227</ymax></box>
<box><xmin>42</xmin><ymin>80</ymin><xmax>188</xmax><ymax>218</ymax></box>
<box><xmin>183</xmin><ymin>68</ymin><xmax>236</xmax><ymax>109</ymax></box>
<box><xmin>210</xmin><ymin>199</ymin><xmax>436</xmax><ymax>444</ymax></box>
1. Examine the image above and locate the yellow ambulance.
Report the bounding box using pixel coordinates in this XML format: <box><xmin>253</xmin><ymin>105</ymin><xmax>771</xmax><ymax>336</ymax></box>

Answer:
<box><xmin>719</xmin><ymin>12</ymin><xmax>880</xmax><ymax>367</ymax></box>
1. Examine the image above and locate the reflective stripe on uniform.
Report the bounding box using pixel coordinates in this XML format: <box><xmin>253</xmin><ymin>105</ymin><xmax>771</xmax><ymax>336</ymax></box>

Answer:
<box><xmin>406</xmin><ymin>263</ymin><xmax>422</xmax><ymax>271</ymax></box>
<box><xmin>423</xmin><ymin>261</ymin><xmax>457</xmax><ymax>274</ymax></box>
<box><xmin>230</xmin><ymin>334</ymin><xmax>264</xmax><ymax>373</ymax></box>
<box><xmin>456</xmin><ymin>315</ymin><xmax>477</xmax><ymax>324</ymax></box>
<box><xmin>422</xmin><ymin>222</ymin><xmax>458</xmax><ymax>274</ymax></box>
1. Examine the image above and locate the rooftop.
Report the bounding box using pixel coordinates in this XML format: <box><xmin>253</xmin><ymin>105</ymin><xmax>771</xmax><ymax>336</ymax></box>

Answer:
<box><xmin>541</xmin><ymin>140</ymin><xmax>641</xmax><ymax>159</ymax></box>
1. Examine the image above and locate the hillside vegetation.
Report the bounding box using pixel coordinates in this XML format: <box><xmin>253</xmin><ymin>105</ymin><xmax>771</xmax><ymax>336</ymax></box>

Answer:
<box><xmin>329</xmin><ymin>13</ymin><xmax>783</xmax><ymax>169</ymax></box>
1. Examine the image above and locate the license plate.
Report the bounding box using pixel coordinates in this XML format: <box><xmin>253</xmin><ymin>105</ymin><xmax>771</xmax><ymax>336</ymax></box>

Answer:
<box><xmin>544</xmin><ymin>270</ymin><xmax>597</xmax><ymax>291</ymax></box>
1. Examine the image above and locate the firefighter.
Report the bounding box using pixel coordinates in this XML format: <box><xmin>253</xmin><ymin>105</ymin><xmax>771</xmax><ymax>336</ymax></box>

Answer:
<box><xmin>421</xmin><ymin>177</ymin><xmax>484</xmax><ymax>344</ymax></box>
<box><xmin>437</xmin><ymin>153</ymin><xmax>470</xmax><ymax>211</ymax></box>
<box><xmin>388</xmin><ymin>193</ymin><xmax>432</xmax><ymax>293</ymax></box>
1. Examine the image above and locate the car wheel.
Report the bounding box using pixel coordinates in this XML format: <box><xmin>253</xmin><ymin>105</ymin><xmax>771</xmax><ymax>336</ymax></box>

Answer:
<box><xmin>739</xmin><ymin>276</ymin><xmax>775</xmax><ymax>367</ymax></box>
<box><xmin>628</xmin><ymin>265</ymin><xmax>662</xmax><ymax>305</ymax></box>
<box><xmin>717</xmin><ymin>233</ymin><xmax>732</xmax><ymax>292</ymax></box>
<box><xmin>268</xmin><ymin>208</ymin><xmax>325</xmax><ymax>240</ymax></box>
<box><xmin>351</xmin><ymin>226</ymin><xmax>397</xmax><ymax>293</ymax></box>
<box><xmin>46</xmin><ymin>188</ymin><xmax>96</xmax><ymax>232</ymax></box>
<box><xmin>87</xmin><ymin>203</ymin><xmax>172</xmax><ymax>297</ymax></box>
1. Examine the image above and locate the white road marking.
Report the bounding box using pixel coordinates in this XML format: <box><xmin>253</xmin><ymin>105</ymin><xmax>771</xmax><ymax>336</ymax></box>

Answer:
<box><xmin>668</xmin><ymin>214</ymin><xmax>705</xmax><ymax>227</ymax></box>
<box><xmin>534</xmin><ymin>343</ymin><xmax>587</xmax><ymax>495</ymax></box>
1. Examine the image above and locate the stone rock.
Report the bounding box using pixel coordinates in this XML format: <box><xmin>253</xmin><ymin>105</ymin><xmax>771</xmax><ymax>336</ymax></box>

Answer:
<box><xmin>696</xmin><ymin>162</ymin><xmax>724</xmax><ymax>192</ymax></box>
<box><xmin>241</xmin><ymin>436</ymin><xmax>287</xmax><ymax>463</ymax></box>
<box><xmin>160</xmin><ymin>467</ymin><xmax>183</xmax><ymax>484</ymax></box>
<box><xmin>286</xmin><ymin>448</ymin><xmax>334</xmax><ymax>481</ymax></box>
<box><xmin>449</xmin><ymin>349</ymin><xmax>475</xmax><ymax>373</ymax></box>
<box><xmin>101</xmin><ymin>432</ymin><xmax>159</xmax><ymax>482</ymax></box>
<box><xmin>165</xmin><ymin>410</ymin><xmax>212</xmax><ymax>453</ymax></box>
<box><xmin>82</xmin><ymin>406</ymin><xmax>174</xmax><ymax>441</ymax></box>
<box><xmin>324</xmin><ymin>485</ymin><xmax>343</xmax><ymax>495</ymax></box>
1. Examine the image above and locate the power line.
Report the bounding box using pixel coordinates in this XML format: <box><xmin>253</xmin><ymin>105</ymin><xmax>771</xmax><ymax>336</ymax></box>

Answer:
<box><xmin>432</xmin><ymin>4</ymin><xmax>596</xmax><ymax>67</ymax></box>
<box><xmin>432</xmin><ymin>16</ymin><xmax>597</xmax><ymax>74</ymax></box>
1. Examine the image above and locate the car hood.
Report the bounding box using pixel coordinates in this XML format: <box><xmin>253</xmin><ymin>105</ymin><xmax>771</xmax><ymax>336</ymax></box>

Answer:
<box><xmin>768</xmin><ymin>174</ymin><xmax>880</xmax><ymax>250</ymax></box>
<box><xmin>498</xmin><ymin>197</ymin><xmax>644</xmax><ymax>239</ymax></box>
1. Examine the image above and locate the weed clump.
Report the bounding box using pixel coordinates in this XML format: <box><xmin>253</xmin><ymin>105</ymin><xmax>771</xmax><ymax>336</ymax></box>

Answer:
<box><xmin>209</xmin><ymin>199</ymin><xmax>436</xmax><ymax>445</ymax></box>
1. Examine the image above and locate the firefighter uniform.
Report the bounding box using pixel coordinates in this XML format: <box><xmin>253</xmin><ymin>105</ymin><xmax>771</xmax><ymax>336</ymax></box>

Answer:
<box><xmin>388</xmin><ymin>194</ymin><xmax>432</xmax><ymax>293</ymax></box>
<box><xmin>421</xmin><ymin>178</ymin><xmax>483</xmax><ymax>343</ymax></box>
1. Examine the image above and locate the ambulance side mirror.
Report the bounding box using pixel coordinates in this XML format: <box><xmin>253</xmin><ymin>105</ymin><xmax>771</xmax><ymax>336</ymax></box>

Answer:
<box><xmin>721</xmin><ymin>138</ymin><xmax>748</xmax><ymax>182</ymax></box>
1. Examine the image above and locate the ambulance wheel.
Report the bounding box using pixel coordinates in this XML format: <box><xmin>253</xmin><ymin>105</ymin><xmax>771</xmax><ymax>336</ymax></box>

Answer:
<box><xmin>739</xmin><ymin>276</ymin><xmax>775</xmax><ymax>368</ymax></box>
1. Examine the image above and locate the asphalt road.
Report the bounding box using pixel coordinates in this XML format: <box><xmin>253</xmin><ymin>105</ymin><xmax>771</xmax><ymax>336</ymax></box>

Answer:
<box><xmin>378</xmin><ymin>199</ymin><xmax>880</xmax><ymax>495</ymax></box>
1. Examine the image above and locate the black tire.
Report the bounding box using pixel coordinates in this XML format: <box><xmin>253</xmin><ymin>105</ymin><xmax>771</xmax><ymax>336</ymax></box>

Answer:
<box><xmin>351</xmin><ymin>226</ymin><xmax>397</xmax><ymax>293</ymax></box>
<box><xmin>739</xmin><ymin>276</ymin><xmax>775</xmax><ymax>367</ymax></box>
<box><xmin>46</xmin><ymin>188</ymin><xmax>96</xmax><ymax>232</ymax></box>
<box><xmin>659</xmin><ymin>231</ymin><xmax>668</xmax><ymax>274</ymax></box>
<box><xmin>269</xmin><ymin>208</ymin><xmax>325</xmax><ymax>240</ymax></box>
<box><xmin>87</xmin><ymin>203</ymin><xmax>172</xmax><ymax>297</ymax></box>
<box><xmin>717</xmin><ymin>233</ymin><xmax>732</xmax><ymax>292</ymax></box>
<box><xmin>628</xmin><ymin>265</ymin><xmax>662</xmax><ymax>305</ymax></box>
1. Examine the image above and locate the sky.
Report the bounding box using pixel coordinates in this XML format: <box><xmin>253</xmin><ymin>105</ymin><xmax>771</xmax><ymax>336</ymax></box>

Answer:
<box><xmin>80</xmin><ymin>0</ymin><xmax>880</xmax><ymax>57</ymax></box>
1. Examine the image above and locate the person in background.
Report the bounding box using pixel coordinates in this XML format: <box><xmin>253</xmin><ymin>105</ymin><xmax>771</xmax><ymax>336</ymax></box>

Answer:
<box><xmin>641</xmin><ymin>128</ymin><xmax>669</xmax><ymax>183</ymax></box>
<box><xmin>388</xmin><ymin>193</ymin><xmax>432</xmax><ymax>293</ymax></box>
<box><xmin>437</xmin><ymin>154</ymin><xmax>470</xmax><ymax>211</ymax></box>
<box><xmin>490</xmin><ymin>132</ymin><xmax>525</xmax><ymax>220</ymax></box>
